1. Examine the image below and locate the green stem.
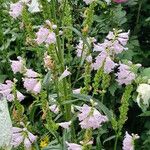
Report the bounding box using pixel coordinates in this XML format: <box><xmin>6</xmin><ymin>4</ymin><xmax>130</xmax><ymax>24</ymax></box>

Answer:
<box><xmin>134</xmin><ymin>0</ymin><xmax>144</xmax><ymax>34</ymax></box>
<box><xmin>51</xmin><ymin>0</ymin><xmax>71</xmax><ymax>120</ymax></box>
<box><xmin>114</xmin><ymin>134</ymin><xmax>119</xmax><ymax>150</ymax></box>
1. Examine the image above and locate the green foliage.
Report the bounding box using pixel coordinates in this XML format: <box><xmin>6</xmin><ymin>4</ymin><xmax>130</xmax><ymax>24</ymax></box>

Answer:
<box><xmin>0</xmin><ymin>0</ymin><xmax>150</xmax><ymax>149</ymax></box>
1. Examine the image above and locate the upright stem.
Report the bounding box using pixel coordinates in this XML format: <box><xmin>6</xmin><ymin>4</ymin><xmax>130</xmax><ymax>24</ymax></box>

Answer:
<box><xmin>134</xmin><ymin>0</ymin><xmax>144</xmax><ymax>34</ymax></box>
<box><xmin>114</xmin><ymin>134</ymin><xmax>119</xmax><ymax>150</ymax></box>
<box><xmin>51</xmin><ymin>0</ymin><xmax>71</xmax><ymax>120</ymax></box>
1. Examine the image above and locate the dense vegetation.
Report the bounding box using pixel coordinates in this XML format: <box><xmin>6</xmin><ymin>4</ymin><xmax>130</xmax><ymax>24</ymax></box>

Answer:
<box><xmin>0</xmin><ymin>0</ymin><xmax>150</xmax><ymax>150</ymax></box>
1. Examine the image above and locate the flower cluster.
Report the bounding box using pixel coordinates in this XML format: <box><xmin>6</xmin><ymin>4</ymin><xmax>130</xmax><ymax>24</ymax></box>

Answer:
<box><xmin>11</xmin><ymin>123</ymin><xmax>37</xmax><ymax>149</ymax></box>
<box><xmin>92</xmin><ymin>29</ymin><xmax>136</xmax><ymax>85</ymax></box>
<box><xmin>0</xmin><ymin>80</ymin><xmax>25</xmax><ymax>102</ymax></box>
<box><xmin>77</xmin><ymin>104</ymin><xmax>108</xmax><ymax>129</ymax></box>
<box><xmin>116</xmin><ymin>64</ymin><xmax>135</xmax><ymax>85</ymax></box>
<box><xmin>10</xmin><ymin>56</ymin><xmax>25</xmax><ymax>74</ymax></box>
<box><xmin>35</xmin><ymin>26</ymin><xmax>56</xmax><ymax>45</ymax></box>
<box><xmin>9</xmin><ymin>1</ymin><xmax>23</xmax><ymax>19</ymax></box>
<box><xmin>10</xmin><ymin>57</ymin><xmax>42</xmax><ymax>95</ymax></box>
<box><xmin>9</xmin><ymin>0</ymin><xmax>40</xmax><ymax>19</ymax></box>
<box><xmin>122</xmin><ymin>132</ymin><xmax>139</xmax><ymax>150</ymax></box>
<box><xmin>23</xmin><ymin>69</ymin><xmax>41</xmax><ymax>94</ymax></box>
<box><xmin>93</xmin><ymin>30</ymin><xmax>129</xmax><ymax>70</ymax></box>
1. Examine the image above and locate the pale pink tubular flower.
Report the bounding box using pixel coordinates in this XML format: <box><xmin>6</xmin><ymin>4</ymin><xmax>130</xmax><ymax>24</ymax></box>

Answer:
<box><xmin>45</xmin><ymin>32</ymin><xmax>56</xmax><ymax>44</ymax></box>
<box><xmin>92</xmin><ymin>51</ymin><xmax>107</xmax><ymax>70</ymax></box>
<box><xmin>113</xmin><ymin>0</ymin><xmax>128</xmax><ymax>3</ymax></box>
<box><xmin>35</xmin><ymin>27</ymin><xmax>50</xmax><ymax>44</ymax></box>
<box><xmin>23</xmin><ymin>78</ymin><xmax>41</xmax><ymax>94</ymax></box>
<box><xmin>112</xmin><ymin>40</ymin><xmax>125</xmax><ymax>54</ymax></box>
<box><xmin>83</xmin><ymin>0</ymin><xmax>94</xmax><ymax>5</ymax></box>
<box><xmin>24</xmin><ymin>69</ymin><xmax>39</xmax><ymax>78</ymax></box>
<box><xmin>17</xmin><ymin>91</ymin><xmax>25</xmax><ymax>101</ymax></box>
<box><xmin>58</xmin><ymin>121</ymin><xmax>71</xmax><ymax>129</ymax></box>
<box><xmin>73</xmin><ymin>88</ymin><xmax>81</xmax><ymax>94</ymax></box>
<box><xmin>10</xmin><ymin>56</ymin><xmax>24</xmax><ymax>74</ymax></box>
<box><xmin>0</xmin><ymin>80</ymin><xmax>25</xmax><ymax>101</ymax></box>
<box><xmin>35</xmin><ymin>26</ymin><xmax>56</xmax><ymax>45</ymax></box>
<box><xmin>123</xmin><ymin>132</ymin><xmax>139</xmax><ymax>150</ymax></box>
<box><xmin>9</xmin><ymin>2</ymin><xmax>23</xmax><ymax>19</ymax></box>
<box><xmin>116</xmin><ymin>64</ymin><xmax>135</xmax><ymax>85</ymax></box>
<box><xmin>66</xmin><ymin>142</ymin><xmax>82</xmax><ymax>150</ymax></box>
<box><xmin>23</xmin><ymin>78</ymin><xmax>38</xmax><ymax>91</ymax></box>
<box><xmin>59</xmin><ymin>67</ymin><xmax>71</xmax><ymax>81</ymax></box>
<box><xmin>104</xmin><ymin>57</ymin><xmax>116</xmax><ymax>73</ymax></box>
<box><xmin>49</xmin><ymin>104</ymin><xmax>59</xmax><ymax>114</ymax></box>
<box><xmin>78</xmin><ymin>104</ymin><xmax>108</xmax><ymax>129</ymax></box>
<box><xmin>106</xmin><ymin>31</ymin><xmax>115</xmax><ymax>40</ymax></box>
<box><xmin>32</xmin><ymin>81</ymin><xmax>41</xmax><ymax>94</ymax></box>
<box><xmin>11</xmin><ymin>126</ymin><xmax>37</xmax><ymax>150</ymax></box>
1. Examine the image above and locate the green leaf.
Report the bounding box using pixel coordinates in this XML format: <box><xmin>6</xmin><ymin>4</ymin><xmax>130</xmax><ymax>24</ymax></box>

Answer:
<box><xmin>141</xmin><ymin>68</ymin><xmax>150</xmax><ymax>78</ymax></box>
<box><xmin>139</xmin><ymin>111</ymin><xmax>150</xmax><ymax>117</ymax></box>
<box><xmin>103</xmin><ymin>135</ymin><xmax>116</xmax><ymax>144</ymax></box>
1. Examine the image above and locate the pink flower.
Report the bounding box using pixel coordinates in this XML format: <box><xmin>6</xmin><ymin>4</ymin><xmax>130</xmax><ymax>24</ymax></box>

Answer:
<box><xmin>23</xmin><ymin>78</ymin><xmax>38</xmax><ymax>91</ymax></box>
<box><xmin>35</xmin><ymin>27</ymin><xmax>56</xmax><ymax>45</ymax></box>
<box><xmin>92</xmin><ymin>51</ymin><xmax>107</xmax><ymax>70</ymax></box>
<box><xmin>111</xmin><ymin>40</ymin><xmax>125</xmax><ymax>54</ymax></box>
<box><xmin>11</xmin><ymin>126</ymin><xmax>37</xmax><ymax>149</ymax></box>
<box><xmin>49</xmin><ymin>104</ymin><xmax>59</xmax><ymax>114</ymax></box>
<box><xmin>10</xmin><ymin>56</ymin><xmax>24</xmax><ymax>74</ymax></box>
<box><xmin>58</xmin><ymin>121</ymin><xmax>71</xmax><ymax>129</ymax></box>
<box><xmin>104</xmin><ymin>57</ymin><xmax>116</xmax><ymax>73</ymax></box>
<box><xmin>116</xmin><ymin>64</ymin><xmax>135</xmax><ymax>85</ymax></box>
<box><xmin>66</xmin><ymin>142</ymin><xmax>82</xmax><ymax>150</ymax></box>
<box><xmin>32</xmin><ymin>81</ymin><xmax>41</xmax><ymax>94</ymax></box>
<box><xmin>0</xmin><ymin>80</ymin><xmax>25</xmax><ymax>101</ymax></box>
<box><xmin>59</xmin><ymin>67</ymin><xmax>71</xmax><ymax>81</ymax></box>
<box><xmin>45</xmin><ymin>32</ymin><xmax>56</xmax><ymax>44</ymax></box>
<box><xmin>24</xmin><ymin>138</ymin><xmax>32</xmax><ymax>149</ymax></box>
<box><xmin>123</xmin><ymin>132</ymin><xmax>139</xmax><ymax>150</ymax></box>
<box><xmin>35</xmin><ymin>27</ymin><xmax>49</xmax><ymax>44</ymax></box>
<box><xmin>77</xmin><ymin>104</ymin><xmax>108</xmax><ymax>129</ymax></box>
<box><xmin>113</xmin><ymin>0</ymin><xmax>128</xmax><ymax>3</ymax></box>
<box><xmin>106</xmin><ymin>31</ymin><xmax>115</xmax><ymax>40</ymax></box>
<box><xmin>9</xmin><ymin>2</ymin><xmax>23</xmax><ymax>19</ymax></box>
<box><xmin>17</xmin><ymin>91</ymin><xmax>25</xmax><ymax>101</ymax></box>
<box><xmin>93</xmin><ymin>43</ymin><xmax>106</xmax><ymax>52</ymax></box>
<box><xmin>23</xmin><ymin>78</ymin><xmax>41</xmax><ymax>94</ymax></box>
<box><xmin>24</xmin><ymin>69</ymin><xmax>39</xmax><ymax>78</ymax></box>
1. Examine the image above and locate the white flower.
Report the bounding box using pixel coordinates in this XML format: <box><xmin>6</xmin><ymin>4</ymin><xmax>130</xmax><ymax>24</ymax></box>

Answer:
<box><xmin>59</xmin><ymin>67</ymin><xmax>71</xmax><ymax>81</ymax></box>
<box><xmin>83</xmin><ymin>0</ymin><xmax>94</xmax><ymax>5</ymax></box>
<box><xmin>136</xmin><ymin>84</ymin><xmax>150</xmax><ymax>110</ymax></box>
<box><xmin>73</xmin><ymin>88</ymin><xmax>81</xmax><ymax>94</ymax></box>
<box><xmin>58</xmin><ymin>121</ymin><xmax>71</xmax><ymax>129</ymax></box>
<box><xmin>27</xmin><ymin>0</ymin><xmax>41</xmax><ymax>13</ymax></box>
